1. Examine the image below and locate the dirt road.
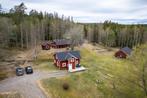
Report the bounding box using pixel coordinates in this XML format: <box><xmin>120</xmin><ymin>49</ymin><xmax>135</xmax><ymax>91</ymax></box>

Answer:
<box><xmin>0</xmin><ymin>70</ymin><xmax>68</xmax><ymax>98</ymax></box>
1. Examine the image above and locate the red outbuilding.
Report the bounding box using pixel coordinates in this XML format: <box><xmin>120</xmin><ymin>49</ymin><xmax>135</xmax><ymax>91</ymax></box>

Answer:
<box><xmin>41</xmin><ymin>42</ymin><xmax>50</xmax><ymax>50</ymax></box>
<box><xmin>115</xmin><ymin>47</ymin><xmax>132</xmax><ymax>58</ymax></box>
<box><xmin>54</xmin><ymin>51</ymin><xmax>81</xmax><ymax>70</ymax></box>
<box><xmin>51</xmin><ymin>39</ymin><xmax>71</xmax><ymax>48</ymax></box>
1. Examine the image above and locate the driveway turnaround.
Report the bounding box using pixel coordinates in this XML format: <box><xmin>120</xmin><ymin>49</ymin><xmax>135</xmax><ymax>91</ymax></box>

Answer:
<box><xmin>0</xmin><ymin>70</ymin><xmax>68</xmax><ymax>98</ymax></box>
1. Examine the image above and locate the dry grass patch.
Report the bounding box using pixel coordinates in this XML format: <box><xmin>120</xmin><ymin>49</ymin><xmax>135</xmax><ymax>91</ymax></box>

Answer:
<box><xmin>0</xmin><ymin>92</ymin><xmax>22</xmax><ymax>98</ymax></box>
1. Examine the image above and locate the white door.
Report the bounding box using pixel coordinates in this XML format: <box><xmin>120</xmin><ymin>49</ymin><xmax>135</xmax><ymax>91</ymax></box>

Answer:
<box><xmin>68</xmin><ymin>64</ymin><xmax>72</xmax><ymax>71</ymax></box>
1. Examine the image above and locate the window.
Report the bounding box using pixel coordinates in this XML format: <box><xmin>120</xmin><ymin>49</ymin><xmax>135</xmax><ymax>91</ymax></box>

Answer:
<box><xmin>62</xmin><ymin>63</ymin><xmax>66</xmax><ymax>67</ymax></box>
<box><xmin>70</xmin><ymin>58</ymin><xmax>74</xmax><ymax>62</ymax></box>
<box><xmin>76</xmin><ymin>60</ymin><xmax>79</xmax><ymax>64</ymax></box>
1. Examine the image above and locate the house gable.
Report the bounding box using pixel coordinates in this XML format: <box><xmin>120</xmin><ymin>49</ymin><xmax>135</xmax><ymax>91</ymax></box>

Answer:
<box><xmin>54</xmin><ymin>51</ymin><xmax>80</xmax><ymax>70</ymax></box>
<box><xmin>55</xmin><ymin>51</ymin><xmax>80</xmax><ymax>61</ymax></box>
<box><xmin>115</xmin><ymin>50</ymin><xmax>127</xmax><ymax>58</ymax></box>
<box><xmin>120</xmin><ymin>47</ymin><xmax>132</xmax><ymax>55</ymax></box>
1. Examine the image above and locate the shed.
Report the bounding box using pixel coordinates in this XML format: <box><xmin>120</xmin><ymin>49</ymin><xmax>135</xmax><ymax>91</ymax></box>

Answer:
<box><xmin>51</xmin><ymin>39</ymin><xmax>71</xmax><ymax>48</ymax></box>
<box><xmin>115</xmin><ymin>47</ymin><xmax>132</xmax><ymax>58</ymax></box>
<box><xmin>41</xmin><ymin>42</ymin><xmax>50</xmax><ymax>50</ymax></box>
<box><xmin>54</xmin><ymin>51</ymin><xmax>80</xmax><ymax>70</ymax></box>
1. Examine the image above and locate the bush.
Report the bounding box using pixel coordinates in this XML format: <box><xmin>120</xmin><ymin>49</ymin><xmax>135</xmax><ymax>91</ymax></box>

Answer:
<box><xmin>0</xmin><ymin>72</ymin><xmax>8</xmax><ymax>80</ymax></box>
<box><xmin>62</xmin><ymin>83</ymin><xmax>69</xmax><ymax>90</ymax></box>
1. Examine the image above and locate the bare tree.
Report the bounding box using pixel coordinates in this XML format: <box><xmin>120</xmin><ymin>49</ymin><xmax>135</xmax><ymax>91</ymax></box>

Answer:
<box><xmin>64</xmin><ymin>24</ymin><xmax>84</xmax><ymax>50</ymax></box>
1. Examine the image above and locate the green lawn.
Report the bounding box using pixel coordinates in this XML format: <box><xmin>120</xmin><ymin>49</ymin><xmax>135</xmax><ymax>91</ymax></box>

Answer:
<box><xmin>34</xmin><ymin>59</ymin><xmax>58</xmax><ymax>71</ymax></box>
<box><xmin>33</xmin><ymin>51</ymin><xmax>58</xmax><ymax>71</ymax></box>
<box><xmin>0</xmin><ymin>71</ymin><xmax>8</xmax><ymax>81</ymax></box>
<box><xmin>41</xmin><ymin>46</ymin><xmax>147</xmax><ymax>98</ymax></box>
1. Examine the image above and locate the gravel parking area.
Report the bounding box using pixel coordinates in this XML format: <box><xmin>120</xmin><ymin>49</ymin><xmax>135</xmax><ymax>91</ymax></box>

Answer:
<box><xmin>0</xmin><ymin>70</ymin><xmax>68</xmax><ymax>98</ymax></box>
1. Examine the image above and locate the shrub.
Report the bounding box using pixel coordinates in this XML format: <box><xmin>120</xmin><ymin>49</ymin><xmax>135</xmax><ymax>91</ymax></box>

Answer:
<box><xmin>62</xmin><ymin>83</ymin><xmax>69</xmax><ymax>90</ymax></box>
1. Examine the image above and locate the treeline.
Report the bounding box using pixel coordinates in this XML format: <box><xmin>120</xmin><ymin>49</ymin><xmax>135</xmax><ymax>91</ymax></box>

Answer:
<box><xmin>83</xmin><ymin>21</ymin><xmax>147</xmax><ymax>48</ymax></box>
<box><xmin>0</xmin><ymin>3</ymin><xmax>147</xmax><ymax>49</ymax></box>
<box><xmin>0</xmin><ymin>3</ymin><xmax>77</xmax><ymax>49</ymax></box>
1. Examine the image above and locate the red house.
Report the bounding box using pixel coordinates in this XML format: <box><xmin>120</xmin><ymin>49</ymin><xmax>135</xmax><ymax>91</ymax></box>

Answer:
<box><xmin>51</xmin><ymin>39</ymin><xmax>71</xmax><ymax>48</ymax></box>
<box><xmin>41</xmin><ymin>42</ymin><xmax>50</xmax><ymax>50</ymax></box>
<box><xmin>54</xmin><ymin>51</ymin><xmax>81</xmax><ymax>70</ymax></box>
<box><xmin>115</xmin><ymin>47</ymin><xmax>132</xmax><ymax>58</ymax></box>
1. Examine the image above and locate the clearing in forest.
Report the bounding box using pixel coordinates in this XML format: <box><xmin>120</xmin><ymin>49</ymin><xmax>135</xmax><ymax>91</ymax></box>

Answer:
<box><xmin>40</xmin><ymin>44</ymin><xmax>146</xmax><ymax>98</ymax></box>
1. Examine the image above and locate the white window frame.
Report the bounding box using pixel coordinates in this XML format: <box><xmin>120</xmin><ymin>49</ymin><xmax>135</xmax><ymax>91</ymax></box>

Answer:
<box><xmin>70</xmin><ymin>58</ymin><xmax>74</xmax><ymax>62</ymax></box>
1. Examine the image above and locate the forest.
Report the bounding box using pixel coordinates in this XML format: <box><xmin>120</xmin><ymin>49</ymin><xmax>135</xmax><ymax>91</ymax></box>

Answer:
<box><xmin>0</xmin><ymin>3</ymin><xmax>147</xmax><ymax>49</ymax></box>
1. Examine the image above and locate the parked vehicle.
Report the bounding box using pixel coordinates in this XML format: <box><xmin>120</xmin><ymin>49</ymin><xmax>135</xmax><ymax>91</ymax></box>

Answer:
<box><xmin>25</xmin><ymin>66</ymin><xmax>33</xmax><ymax>74</ymax></box>
<box><xmin>16</xmin><ymin>67</ymin><xmax>24</xmax><ymax>76</ymax></box>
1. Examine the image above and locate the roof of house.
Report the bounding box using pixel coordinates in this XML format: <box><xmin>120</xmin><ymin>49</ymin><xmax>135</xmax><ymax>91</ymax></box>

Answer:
<box><xmin>42</xmin><ymin>41</ymin><xmax>50</xmax><ymax>46</ymax></box>
<box><xmin>53</xmin><ymin>39</ymin><xmax>71</xmax><ymax>45</ymax></box>
<box><xmin>120</xmin><ymin>47</ymin><xmax>132</xmax><ymax>55</ymax></box>
<box><xmin>55</xmin><ymin>51</ymin><xmax>80</xmax><ymax>61</ymax></box>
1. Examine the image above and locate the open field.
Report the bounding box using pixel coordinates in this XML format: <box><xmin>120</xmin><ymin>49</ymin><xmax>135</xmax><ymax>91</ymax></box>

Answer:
<box><xmin>0</xmin><ymin>92</ymin><xmax>22</xmax><ymax>98</ymax></box>
<box><xmin>41</xmin><ymin>44</ymin><xmax>146</xmax><ymax>98</ymax></box>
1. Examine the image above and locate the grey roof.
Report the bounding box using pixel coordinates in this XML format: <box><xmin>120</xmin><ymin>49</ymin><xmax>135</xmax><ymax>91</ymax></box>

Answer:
<box><xmin>42</xmin><ymin>41</ymin><xmax>50</xmax><ymax>46</ymax></box>
<box><xmin>121</xmin><ymin>47</ymin><xmax>132</xmax><ymax>55</ymax></box>
<box><xmin>55</xmin><ymin>51</ymin><xmax>80</xmax><ymax>61</ymax></box>
<box><xmin>53</xmin><ymin>39</ymin><xmax>71</xmax><ymax>45</ymax></box>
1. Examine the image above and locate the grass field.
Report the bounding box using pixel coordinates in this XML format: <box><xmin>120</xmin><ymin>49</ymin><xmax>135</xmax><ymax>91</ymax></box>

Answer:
<box><xmin>0</xmin><ymin>92</ymin><xmax>22</xmax><ymax>98</ymax></box>
<box><xmin>34</xmin><ymin>60</ymin><xmax>58</xmax><ymax>71</ymax></box>
<box><xmin>0</xmin><ymin>48</ymin><xmax>19</xmax><ymax>80</ymax></box>
<box><xmin>40</xmin><ymin>45</ymin><xmax>147</xmax><ymax>98</ymax></box>
<box><xmin>0</xmin><ymin>71</ymin><xmax>8</xmax><ymax>81</ymax></box>
<box><xmin>33</xmin><ymin>50</ymin><xmax>59</xmax><ymax>71</ymax></box>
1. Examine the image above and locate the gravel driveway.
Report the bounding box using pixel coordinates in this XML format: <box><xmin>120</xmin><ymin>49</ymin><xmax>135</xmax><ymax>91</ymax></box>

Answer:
<box><xmin>0</xmin><ymin>70</ymin><xmax>68</xmax><ymax>98</ymax></box>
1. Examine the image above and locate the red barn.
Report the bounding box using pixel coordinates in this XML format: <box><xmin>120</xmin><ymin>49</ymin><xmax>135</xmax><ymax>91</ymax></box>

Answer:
<box><xmin>54</xmin><ymin>51</ymin><xmax>81</xmax><ymax>70</ymax></box>
<box><xmin>41</xmin><ymin>42</ymin><xmax>50</xmax><ymax>50</ymax></box>
<box><xmin>115</xmin><ymin>47</ymin><xmax>132</xmax><ymax>58</ymax></box>
<box><xmin>51</xmin><ymin>39</ymin><xmax>71</xmax><ymax>48</ymax></box>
